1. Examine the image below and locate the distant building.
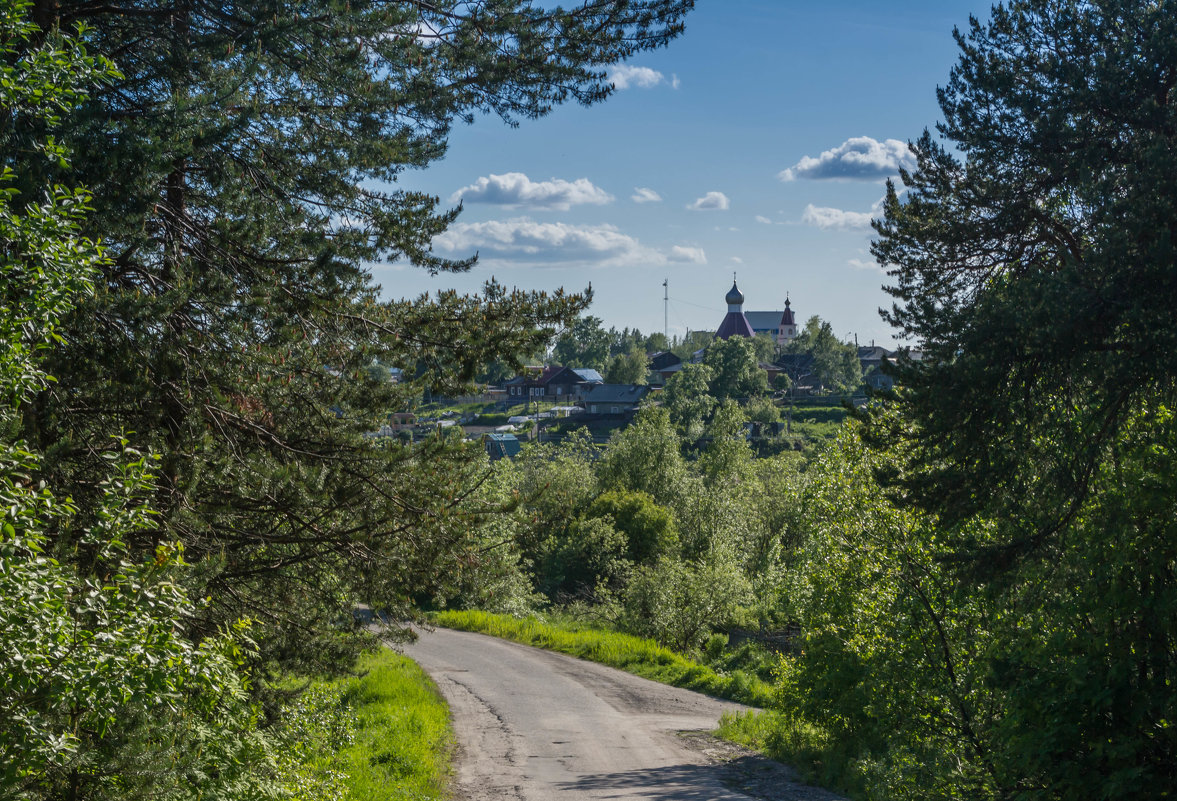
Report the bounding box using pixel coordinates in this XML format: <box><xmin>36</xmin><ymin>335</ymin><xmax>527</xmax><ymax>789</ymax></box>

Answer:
<box><xmin>716</xmin><ymin>280</ymin><xmax>798</xmax><ymax>346</ymax></box>
<box><xmin>484</xmin><ymin>432</ymin><xmax>522</xmax><ymax>461</ymax></box>
<box><xmin>581</xmin><ymin>383</ymin><xmax>651</xmax><ymax>415</ymax></box>
<box><xmin>715</xmin><ymin>279</ymin><xmax>756</xmax><ymax>340</ymax></box>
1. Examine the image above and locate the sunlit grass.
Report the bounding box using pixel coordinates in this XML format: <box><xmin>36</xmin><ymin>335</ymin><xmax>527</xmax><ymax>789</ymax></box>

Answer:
<box><xmin>278</xmin><ymin>649</ymin><xmax>451</xmax><ymax>801</ymax></box>
<box><xmin>429</xmin><ymin>609</ymin><xmax>773</xmax><ymax>708</ymax></box>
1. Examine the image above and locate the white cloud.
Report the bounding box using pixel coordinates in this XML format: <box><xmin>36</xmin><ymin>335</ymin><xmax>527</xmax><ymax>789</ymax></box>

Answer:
<box><xmin>433</xmin><ymin>217</ymin><xmax>704</xmax><ymax>268</ymax></box>
<box><xmin>632</xmin><ymin>187</ymin><xmax>662</xmax><ymax>203</ymax></box>
<box><xmin>800</xmin><ymin>204</ymin><xmax>874</xmax><ymax>230</ymax></box>
<box><xmin>669</xmin><ymin>245</ymin><xmax>707</xmax><ymax>264</ymax></box>
<box><xmin>609</xmin><ymin>64</ymin><xmax>666</xmax><ymax>90</ymax></box>
<box><xmin>779</xmin><ymin>136</ymin><xmax>916</xmax><ymax>181</ymax></box>
<box><xmin>847</xmin><ymin>258</ymin><xmax>883</xmax><ymax>271</ymax></box>
<box><xmin>450</xmin><ymin>172</ymin><xmax>612</xmax><ymax>211</ymax></box>
<box><xmin>754</xmin><ymin>215</ymin><xmax>773</xmax><ymax>225</ymax></box>
<box><xmin>688</xmin><ymin>191</ymin><xmax>730</xmax><ymax>211</ymax></box>
<box><xmin>730</xmin><ymin>256</ymin><xmax>744</xmax><ymax>264</ymax></box>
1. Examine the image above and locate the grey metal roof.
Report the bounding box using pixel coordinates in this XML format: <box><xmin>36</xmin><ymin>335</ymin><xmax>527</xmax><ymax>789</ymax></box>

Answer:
<box><xmin>581</xmin><ymin>383</ymin><xmax>651</xmax><ymax>404</ymax></box>
<box><xmin>571</xmin><ymin>367</ymin><xmax>604</xmax><ymax>383</ymax></box>
<box><xmin>745</xmin><ymin>310</ymin><xmax>785</xmax><ymax>333</ymax></box>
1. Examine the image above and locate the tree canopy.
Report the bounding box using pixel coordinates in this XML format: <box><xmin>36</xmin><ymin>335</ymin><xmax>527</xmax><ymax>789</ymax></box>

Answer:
<box><xmin>11</xmin><ymin>0</ymin><xmax>694</xmax><ymax>678</ymax></box>
<box><xmin>782</xmin><ymin>316</ymin><xmax>861</xmax><ymax>393</ymax></box>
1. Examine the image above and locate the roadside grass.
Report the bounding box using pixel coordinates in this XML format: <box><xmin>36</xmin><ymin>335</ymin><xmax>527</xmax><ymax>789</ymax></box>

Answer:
<box><xmin>428</xmin><ymin>609</ymin><xmax>774</xmax><ymax>708</ymax></box>
<box><xmin>277</xmin><ymin>648</ymin><xmax>451</xmax><ymax>801</ymax></box>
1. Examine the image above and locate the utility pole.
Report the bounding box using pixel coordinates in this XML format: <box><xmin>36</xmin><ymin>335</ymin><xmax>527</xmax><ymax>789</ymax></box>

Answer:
<box><xmin>662</xmin><ymin>278</ymin><xmax>668</xmax><ymax>342</ymax></box>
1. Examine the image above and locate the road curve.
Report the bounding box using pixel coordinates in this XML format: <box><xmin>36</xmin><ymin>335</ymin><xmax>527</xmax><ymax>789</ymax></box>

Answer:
<box><xmin>397</xmin><ymin>626</ymin><xmax>815</xmax><ymax>801</ymax></box>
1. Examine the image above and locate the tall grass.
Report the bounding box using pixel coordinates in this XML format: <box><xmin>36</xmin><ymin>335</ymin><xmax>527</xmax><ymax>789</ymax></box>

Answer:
<box><xmin>278</xmin><ymin>649</ymin><xmax>451</xmax><ymax>801</ymax></box>
<box><xmin>429</xmin><ymin>609</ymin><xmax>773</xmax><ymax>708</ymax></box>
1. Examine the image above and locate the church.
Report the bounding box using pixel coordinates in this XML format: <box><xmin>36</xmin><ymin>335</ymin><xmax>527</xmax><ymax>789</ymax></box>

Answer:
<box><xmin>715</xmin><ymin>278</ymin><xmax>798</xmax><ymax>346</ymax></box>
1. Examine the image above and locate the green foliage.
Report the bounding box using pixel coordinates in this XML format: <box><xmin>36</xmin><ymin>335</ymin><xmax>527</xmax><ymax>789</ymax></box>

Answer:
<box><xmin>620</xmin><ymin>549</ymin><xmax>753</xmax><ymax>653</ymax></box>
<box><xmin>552</xmin><ymin>315</ymin><xmax>611</xmax><ymax>371</ymax></box>
<box><xmin>538</xmin><ymin>515</ymin><xmax>630</xmax><ymax>599</ymax></box>
<box><xmin>588</xmin><ymin>488</ymin><xmax>678</xmax><ymax>564</ymax></box>
<box><xmin>782</xmin><ymin>316</ymin><xmax>860</xmax><ymax>394</ymax></box>
<box><xmin>598</xmin><ymin>406</ymin><xmax>689</xmax><ymax>507</ymax></box>
<box><xmin>19</xmin><ymin>0</ymin><xmax>693</xmax><ymax>682</ymax></box>
<box><xmin>661</xmin><ymin>361</ymin><xmax>717</xmax><ymax>437</ymax></box>
<box><xmin>603</xmin><ymin>343</ymin><xmax>649</xmax><ymax>385</ymax></box>
<box><xmin>0</xmin><ymin>7</ymin><xmax>274</xmax><ymax>797</ymax></box>
<box><xmin>702</xmin><ymin>337</ymin><xmax>769</xmax><ymax>400</ymax></box>
<box><xmin>430</xmin><ymin>609</ymin><xmax>773</xmax><ymax>708</ymax></box>
<box><xmin>744</xmin><ymin>396</ymin><xmax>780</xmax><ymax>426</ymax></box>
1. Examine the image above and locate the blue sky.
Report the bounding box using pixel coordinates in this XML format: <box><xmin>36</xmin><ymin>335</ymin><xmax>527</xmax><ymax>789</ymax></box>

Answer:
<box><xmin>374</xmin><ymin>0</ymin><xmax>990</xmax><ymax>348</ymax></box>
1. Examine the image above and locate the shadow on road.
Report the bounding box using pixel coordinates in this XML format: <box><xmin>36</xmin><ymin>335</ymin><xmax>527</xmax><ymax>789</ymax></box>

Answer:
<box><xmin>556</xmin><ymin>761</ymin><xmax>742</xmax><ymax>800</ymax></box>
<box><xmin>556</xmin><ymin>755</ymin><xmax>845</xmax><ymax>801</ymax></box>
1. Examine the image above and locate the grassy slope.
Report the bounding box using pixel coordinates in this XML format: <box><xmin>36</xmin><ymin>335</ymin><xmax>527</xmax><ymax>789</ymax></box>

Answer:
<box><xmin>279</xmin><ymin>649</ymin><xmax>451</xmax><ymax>801</ymax></box>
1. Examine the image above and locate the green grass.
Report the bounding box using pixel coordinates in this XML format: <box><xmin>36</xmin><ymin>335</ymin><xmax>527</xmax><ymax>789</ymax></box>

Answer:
<box><xmin>429</xmin><ymin>609</ymin><xmax>773</xmax><ymax>708</ymax></box>
<box><xmin>278</xmin><ymin>649</ymin><xmax>451</xmax><ymax>801</ymax></box>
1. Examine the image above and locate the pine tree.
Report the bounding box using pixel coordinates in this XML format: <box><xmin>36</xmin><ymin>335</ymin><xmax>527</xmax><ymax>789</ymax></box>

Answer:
<box><xmin>15</xmin><ymin>0</ymin><xmax>695</xmax><ymax>667</ymax></box>
<box><xmin>873</xmin><ymin>0</ymin><xmax>1177</xmax><ymax>541</ymax></box>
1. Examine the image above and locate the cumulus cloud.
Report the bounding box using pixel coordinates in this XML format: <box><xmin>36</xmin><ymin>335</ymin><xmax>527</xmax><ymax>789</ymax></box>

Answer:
<box><xmin>779</xmin><ymin>137</ymin><xmax>916</xmax><ymax>181</ymax></box>
<box><xmin>800</xmin><ymin>204</ymin><xmax>875</xmax><ymax>230</ymax></box>
<box><xmin>754</xmin><ymin>215</ymin><xmax>773</xmax><ymax>225</ymax></box>
<box><xmin>609</xmin><ymin>64</ymin><xmax>667</xmax><ymax>90</ymax></box>
<box><xmin>432</xmin><ymin>217</ymin><xmax>704</xmax><ymax>268</ymax></box>
<box><xmin>688</xmin><ymin>191</ymin><xmax>730</xmax><ymax>211</ymax></box>
<box><xmin>669</xmin><ymin>245</ymin><xmax>707</xmax><ymax>264</ymax></box>
<box><xmin>450</xmin><ymin>172</ymin><xmax>612</xmax><ymax>211</ymax></box>
<box><xmin>632</xmin><ymin>187</ymin><xmax>662</xmax><ymax>203</ymax></box>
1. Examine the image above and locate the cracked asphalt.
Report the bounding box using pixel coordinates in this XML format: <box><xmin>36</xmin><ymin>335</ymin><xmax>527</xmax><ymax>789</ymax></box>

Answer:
<box><xmin>397</xmin><ymin>626</ymin><xmax>845</xmax><ymax>801</ymax></box>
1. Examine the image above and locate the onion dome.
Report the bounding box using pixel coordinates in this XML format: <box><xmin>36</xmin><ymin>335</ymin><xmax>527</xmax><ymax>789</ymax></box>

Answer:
<box><xmin>781</xmin><ymin>295</ymin><xmax>795</xmax><ymax>326</ymax></box>
<box><xmin>725</xmin><ymin>280</ymin><xmax>745</xmax><ymax>306</ymax></box>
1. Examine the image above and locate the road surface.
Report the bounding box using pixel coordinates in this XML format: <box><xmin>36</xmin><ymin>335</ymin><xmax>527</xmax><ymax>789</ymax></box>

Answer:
<box><xmin>397</xmin><ymin>626</ymin><xmax>844</xmax><ymax>801</ymax></box>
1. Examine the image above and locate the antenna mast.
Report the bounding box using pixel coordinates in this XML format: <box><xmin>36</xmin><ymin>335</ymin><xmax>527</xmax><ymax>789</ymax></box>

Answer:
<box><xmin>662</xmin><ymin>278</ymin><xmax>669</xmax><ymax>341</ymax></box>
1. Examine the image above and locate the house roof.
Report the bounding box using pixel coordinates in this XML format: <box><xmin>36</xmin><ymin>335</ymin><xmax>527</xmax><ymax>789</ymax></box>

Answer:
<box><xmin>570</xmin><ymin>367</ymin><xmax>604</xmax><ymax>383</ymax></box>
<box><xmin>648</xmin><ymin>351</ymin><xmax>681</xmax><ymax>371</ymax></box>
<box><xmin>581</xmin><ymin>383</ymin><xmax>651</xmax><ymax>404</ymax></box>
<box><xmin>745</xmin><ymin>311</ymin><xmax>784</xmax><ymax>333</ymax></box>
<box><xmin>485</xmin><ymin>432</ymin><xmax>521</xmax><ymax>460</ymax></box>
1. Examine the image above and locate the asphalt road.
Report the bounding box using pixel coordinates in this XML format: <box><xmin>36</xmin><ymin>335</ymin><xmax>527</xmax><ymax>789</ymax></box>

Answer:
<box><xmin>398</xmin><ymin>626</ymin><xmax>844</xmax><ymax>801</ymax></box>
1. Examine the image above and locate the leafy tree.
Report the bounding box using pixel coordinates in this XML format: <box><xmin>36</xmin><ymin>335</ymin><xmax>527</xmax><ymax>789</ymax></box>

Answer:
<box><xmin>661</xmin><ymin>361</ymin><xmax>716</xmax><ymax>437</ymax></box>
<box><xmin>620</xmin><ymin>548</ymin><xmax>752</xmax><ymax>653</ymax></box>
<box><xmin>587</xmin><ymin>488</ymin><xmax>678</xmax><ymax>564</ymax></box>
<box><xmin>0</xmin><ymin>9</ymin><xmax>269</xmax><ymax>796</ymax></box>
<box><xmin>552</xmin><ymin>314</ymin><xmax>612</xmax><ymax>371</ymax></box>
<box><xmin>697</xmin><ymin>400</ymin><xmax>752</xmax><ymax>484</ymax></box>
<box><xmin>703</xmin><ymin>336</ymin><xmax>769</xmax><ymax>400</ymax></box>
<box><xmin>782</xmin><ymin>316</ymin><xmax>860</xmax><ymax>393</ymax></box>
<box><xmin>598</xmin><ymin>406</ymin><xmax>689</xmax><ymax>507</ymax></box>
<box><xmin>604</xmin><ymin>343</ymin><xmax>649</xmax><ymax>384</ymax></box>
<box><xmin>18</xmin><ymin>0</ymin><xmax>694</xmax><ymax>675</ymax></box>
